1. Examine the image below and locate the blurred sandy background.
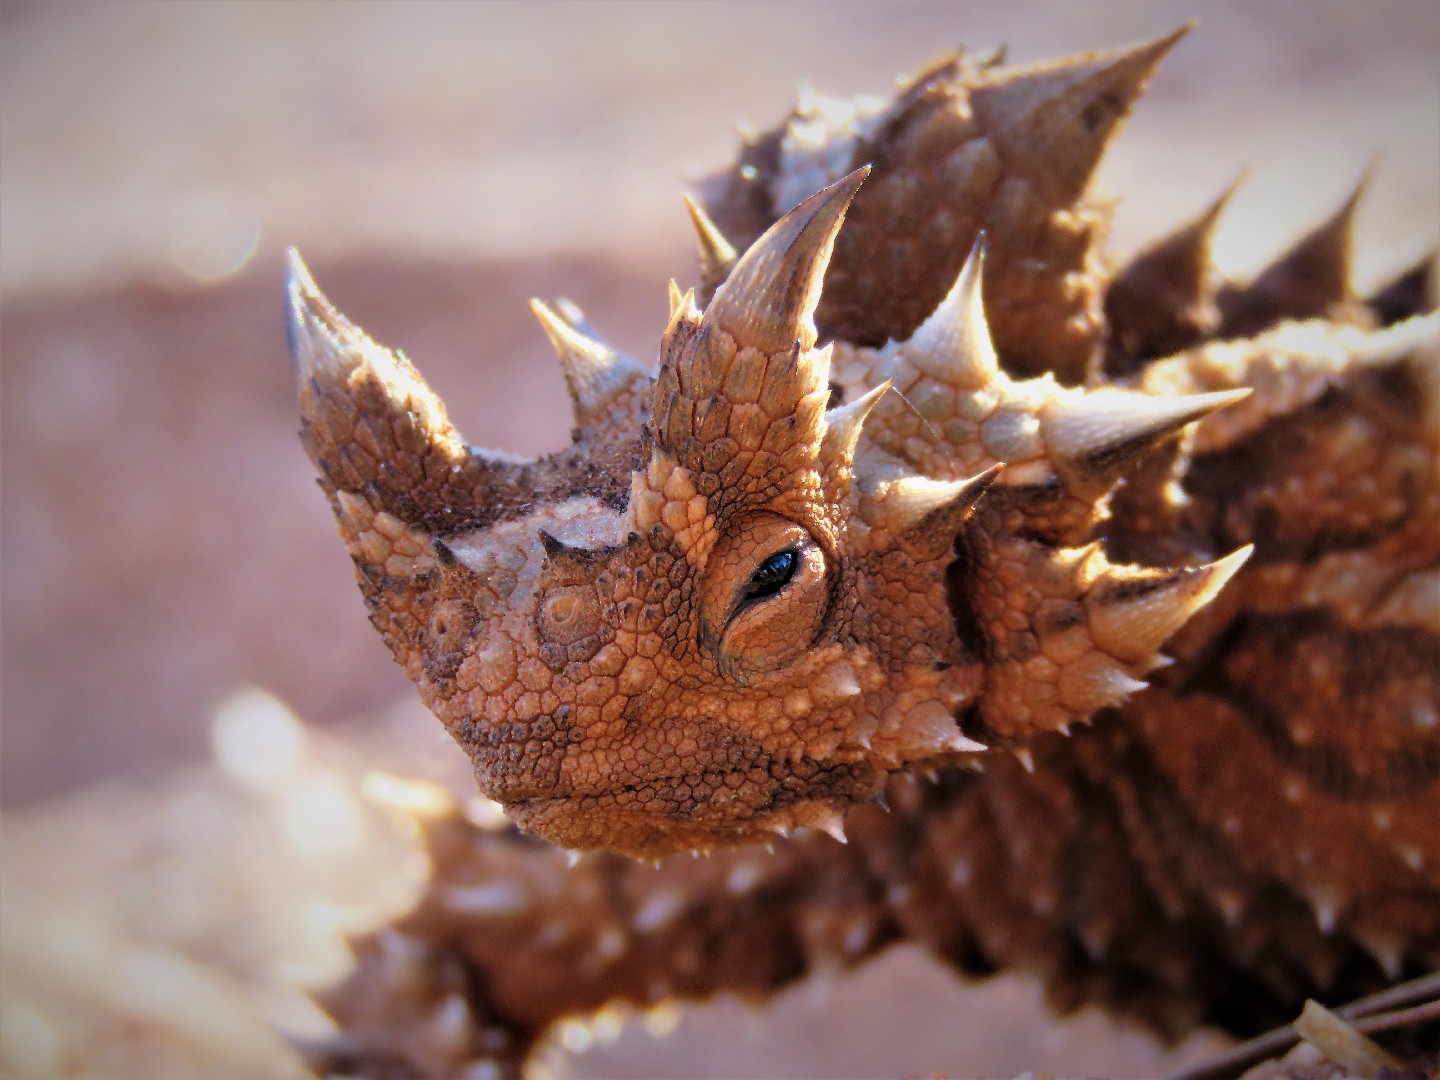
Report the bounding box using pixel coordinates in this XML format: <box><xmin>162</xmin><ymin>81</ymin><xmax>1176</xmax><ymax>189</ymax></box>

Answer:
<box><xmin>2</xmin><ymin>2</ymin><xmax>1437</xmax><ymax>1077</ymax></box>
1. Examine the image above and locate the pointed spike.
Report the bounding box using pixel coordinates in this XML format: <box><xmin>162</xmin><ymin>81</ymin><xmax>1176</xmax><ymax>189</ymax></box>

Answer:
<box><xmin>537</xmin><ymin>529</ymin><xmax>569</xmax><ymax>560</ymax></box>
<box><xmin>907</xmin><ymin>700</ymin><xmax>988</xmax><ymax>756</ymax></box>
<box><xmin>287</xmin><ymin>247</ymin><xmax>357</xmax><ymax>378</ymax></box>
<box><xmin>554</xmin><ymin>297</ymin><xmax>602</xmax><ymax>340</ymax></box>
<box><xmin>667</xmin><ymin>278</ymin><xmax>685</xmax><ymax>319</ymax></box>
<box><xmin>530</xmin><ymin>298</ymin><xmax>644</xmax><ymax>427</ymax></box>
<box><xmin>1057</xmin><ymin>661</ymin><xmax>1150</xmax><ymax>714</ymax></box>
<box><xmin>799</xmin><ymin>803</ymin><xmax>849</xmax><ymax>845</ymax></box>
<box><xmin>904</xmin><ymin>237</ymin><xmax>1000</xmax><ymax>389</ymax></box>
<box><xmin>969</xmin><ymin>25</ymin><xmax>1191</xmax><ymax>202</ymax></box>
<box><xmin>1014</xmin><ymin>748</ymin><xmax>1036</xmax><ymax>773</ymax></box>
<box><xmin>819</xmin><ymin>818</ymin><xmax>847</xmax><ymax>845</ymax></box>
<box><xmin>536</xmin><ymin>527</ymin><xmax>613</xmax><ymax>565</ymax></box>
<box><xmin>289</xmin><ymin>248</ymin><xmax>524</xmax><ymax>535</ymax></box>
<box><xmin>1370</xmin><ymin>246</ymin><xmax>1438</xmax><ymax>325</ymax></box>
<box><xmin>1223</xmin><ymin>165</ymin><xmax>1372</xmax><ymax>332</ymax></box>
<box><xmin>1105</xmin><ymin>174</ymin><xmax>1244</xmax><ymax>361</ymax></box>
<box><xmin>1088</xmin><ymin>546</ymin><xmax>1253</xmax><ymax>664</ymax></box>
<box><xmin>703</xmin><ymin>166</ymin><xmax>870</xmax><ymax>354</ymax></box>
<box><xmin>1269</xmin><ymin>163</ymin><xmax>1371</xmax><ymax>300</ymax></box>
<box><xmin>821</xmin><ymin>380</ymin><xmax>892</xmax><ymax>467</ymax></box>
<box><xmin>1352</xmin><ymin>925</ymin><xmax>1405</xmax><ymax>981</ymax></box>
<box><xmin>682</xmin><ymin>193</ymin><xmax>740</xmax><ymax>292</ymax></box>
<box><xmin>875</xmin><ymin>464</ymin><xmax>1003</xmax><ymax>534</ymax></box>
<box><xmin>1043</xmin><ymin>386</ymin><xmax>1250</xmax><ymax>493</ymax></box>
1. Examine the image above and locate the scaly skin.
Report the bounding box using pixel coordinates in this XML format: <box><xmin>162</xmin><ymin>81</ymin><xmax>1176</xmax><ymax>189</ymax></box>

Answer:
<box><xmin>291</xmin><ymin>26</ymin><xmax>1440</xmax><ymax>1078</ymax></box>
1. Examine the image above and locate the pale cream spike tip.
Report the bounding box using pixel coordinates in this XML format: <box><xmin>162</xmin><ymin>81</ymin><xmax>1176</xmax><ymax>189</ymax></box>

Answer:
<box><xmin>904</xmin><ymin>235</ymin><xmax>999</xmax><ymax>387</ymax></box>
<box><xmin>704</xmin><ymin>165</ymin><xmax>870</xmax><ymax>354</ymax></box>
<box><xmin>530</xmin><ymin>298</ymin><xmax>643</xmax><ymax>423</ymax></box>
<box><xmin>679</xmin><ymin>192</ymin><xmax>737</xmax><ymax>280</ymax></box>
<box><xmin>1044</xmin><ymin>386</ymin><xmax>1251</xmax><ymax>465</ymax></box>
<box><xmin>880</xmin><ymin>464</ymin><xmax>1002</xmax><ymax>532</ymax></box>
<box><xmin>1089</xmin><ymin>545</ymin><xmax>1253</xmax><ymax>663</ymax></box>
<box><xmin>285</xmin><ymin>247</ymin><xmax>383</xmax><ymax>381</ymax></box>
<box><xmin>822</xmin><ymin>380</ymin><xmax>892</xmax><ymax>463</ymax></box>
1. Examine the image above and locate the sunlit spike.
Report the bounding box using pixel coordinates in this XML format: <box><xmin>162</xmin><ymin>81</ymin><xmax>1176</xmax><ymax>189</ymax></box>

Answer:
<box><xmin>667</xmin><ymin>278</ymin><xmax>685</xmax><ymax>319</ymax></box>
<box><xmin>1058</xmin><ymin>663</ymin><xmax>1151</xmax><ymax>715</ymax></box>
<box><xmin>703</xmin><ymin>167</ymin><xmax>870</xmax><ymax>354</ymax></box>
<box><xmin>289</xmin><ymin>248</ymin><xmax>523</xmax><ymax>530</ymax></box>
<box><xmin>907</xmin><ymin>700</ymin><xmax>988</xmax><ymax>755</ymax></box>
<box><xmin>682</xmin><ymin>193</ymin><xmax>740</xmax><ymax>293</ymax></box>
<box><xmin>287</xmin><ymin>247</ymin><xmax>362</xmax><ymax>379</ymax></box>
<box><xmin>876</xmin><ymin>465</ymin><xmax>1002</xmax><ymax>534</ymax></box>
<box><xmin>1014</xmin><ymin>748</ymin><xmax>1036</xmax><ymax>773</ymax></box>
<box><xmin>1087</xmin><ymin>546</ymin><xmax>1253</xmax><ymax>664</ymax></box>
<box><xmin>969</xmin><ymin>25</ymin><xmax>1191</xmax><ymax>202</ymax></box>
<box><xmin>530</xmin><ymin>299</ymin><xmax>645</xmax><ymax>427</ymax></box>
<box><xmin>821</xmin><ymin>380</ymin><xmax>892</xmax><ymax>468</ymax></box>
<box><xmin>903</xmin><ymin>237</ymin><xmax>1000</xmax><ymax>389</ymax></box>
<box><xmin>1042</xmin><ymin>386</ymin><xmax>1250</xmax><ymax>493</ymax></box>
<box><xmin>803</xmin><ymin>804</ymin><xmax>849</xmax><ymax>845</ymax></box>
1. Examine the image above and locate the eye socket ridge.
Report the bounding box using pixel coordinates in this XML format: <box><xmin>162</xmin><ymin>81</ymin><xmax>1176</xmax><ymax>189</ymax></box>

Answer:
<box><xmin>739</xmin><ymin>547</ymin><xmax>800</xmax><ymax>607</ymax></box>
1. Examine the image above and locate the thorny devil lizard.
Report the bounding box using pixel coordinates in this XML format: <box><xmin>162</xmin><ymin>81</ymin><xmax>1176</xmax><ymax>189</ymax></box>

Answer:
<box><xmin>288</xmin><ymin>26</ymin><xmax>1440</xmax><ymax>1079</ymax></box>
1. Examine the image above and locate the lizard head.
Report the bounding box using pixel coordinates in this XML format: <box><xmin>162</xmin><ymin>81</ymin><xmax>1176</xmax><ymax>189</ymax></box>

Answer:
<box><xmin>290</xmin><ymin>171</ymin><xmax>1003</xmax><ymax>857</ymax></box>
<box><xmin>292</xmin><ymin>160</ymin><xmax>1252</xmax><ymax>858</ymax></box>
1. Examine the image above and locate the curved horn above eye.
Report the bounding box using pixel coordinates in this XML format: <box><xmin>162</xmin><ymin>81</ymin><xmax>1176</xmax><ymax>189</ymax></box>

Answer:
<box><xmin>701</xmin><ymin>166</ymin><xmax>870</xmax><ymax>355</ymax></box>
<box><xmin>287</xmin><ymin>249</ymin><xmax>530</xmax><ymax>532</ymax></box>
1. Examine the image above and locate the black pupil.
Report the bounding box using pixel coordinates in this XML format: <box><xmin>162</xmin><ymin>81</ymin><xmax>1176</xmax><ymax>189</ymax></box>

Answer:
<box><xmin>745</xmin><ymin>548</ymin><xmax>799</xmax><ymax>602</ymax></box>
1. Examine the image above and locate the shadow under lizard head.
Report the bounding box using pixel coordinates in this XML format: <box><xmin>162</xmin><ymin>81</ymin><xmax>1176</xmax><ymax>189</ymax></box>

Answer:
<box><xmin>289</xmin><ymin>169</ymin><xmax>1000</xmax><ymax>858</ymax></box>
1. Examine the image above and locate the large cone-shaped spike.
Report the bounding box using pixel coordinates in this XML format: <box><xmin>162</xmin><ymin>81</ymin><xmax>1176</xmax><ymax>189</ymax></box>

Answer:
<box><xmin>1105</xmin><ymin>176</ymin><xmax>1241</xmax><ymax>364</ymax></box>
<box><xmin>868</xmin><ymin>465</ymin><xmax>1002</xmax><ymax>538</ymax></box>
<box><xmin>903</xmin><ymin>238</ymin><xmax>1000</xmax><ymax>390</ymax></box>
<box><xmin>969</xmin><ymin>26</ymin><xmax>1190</xmax><ymax>202</ymax></box>
<box><xmin>1220</xmin><ymin>168</ymin><xmax>1370</xmax><ymax>334</ymax></box>
<box><xmin>1086</xmin><ymin>546</ymin><xmax>1253</xmax><ymax>665</ymax></box>
<box><xmin>821</xmin><ymin>380</ymin><xmax>891</xmax><ymax>472</ymax></box>
<box><xmin>683</xmin><ymin>193</ymin><xmax>740</xmax><ymax>296</ymax></box>
<box><xmin>703</xmin><ymin>166</ymin><xmax>870</xmax><ymax>354</ymax></box>
<box><xmin>530</xmin><ymin>299</ymin><xmax>646</xmax><ymax>429</ymax></box>
<box><xmin>289</xmin><ymin>249</ymin><xmax>526</xmax><ymax>532</ymax></box>
<box><xmin>1042</xmin><ymin>386</ymin><xmax>1250</xmax><ymax>496</ymax></box>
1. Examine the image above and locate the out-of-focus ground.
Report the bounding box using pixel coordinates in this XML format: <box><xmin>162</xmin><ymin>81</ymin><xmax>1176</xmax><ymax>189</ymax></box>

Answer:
<box><xmin>1</xmin><ymin>2</ymin><xmax>1436</xmax><ymax>1077</ymax></box>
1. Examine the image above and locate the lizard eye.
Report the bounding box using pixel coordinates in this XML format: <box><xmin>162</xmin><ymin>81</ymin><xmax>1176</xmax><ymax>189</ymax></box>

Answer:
<box><xmin>742</xmin><ymin>548</ymin><xmax>799</xmax><ymax>605</ymax></box>
<box><xmin>697</xmin><ymin>513</ymin><xmax>832</xmax><ymax>678</ymax></box>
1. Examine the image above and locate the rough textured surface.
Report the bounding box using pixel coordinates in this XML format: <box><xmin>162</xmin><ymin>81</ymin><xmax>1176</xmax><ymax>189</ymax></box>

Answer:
<box><xmin>3</xmin><ymin>6</ymin><xmax>1436</xmax><ymax>1080</ymax></box>
<box><xmin>290</xmin><ymin>27</ymin><xmax>1440</xmax><ymax>1080</ymax></box>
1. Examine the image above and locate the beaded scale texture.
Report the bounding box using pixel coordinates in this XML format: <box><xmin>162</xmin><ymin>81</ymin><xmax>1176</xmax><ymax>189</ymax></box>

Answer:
<box><xmin>288</xmin><ymin>26</ymin><xmax>1439</xmax><ymax>1079</ymax></box>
